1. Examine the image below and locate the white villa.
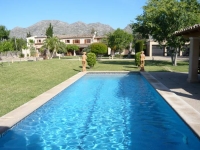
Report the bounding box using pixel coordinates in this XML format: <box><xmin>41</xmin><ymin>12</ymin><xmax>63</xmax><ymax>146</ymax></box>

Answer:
<box><xmin>26</xmin><ymin>34</ymin><xmax>190</xmax><ymax>57</ymax></box>
<box><xmin>26</xmin><ymin>34</ymin><xmax>105</xmax><ymax>56</ymax></box>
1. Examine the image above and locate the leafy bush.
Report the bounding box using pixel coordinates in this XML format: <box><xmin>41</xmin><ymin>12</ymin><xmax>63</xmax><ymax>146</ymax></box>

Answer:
<box><xmin>90</xmin><ymin>43</ymin><xmax>107</xmax><ymax>56</ymax></box>
<box><xmin>135</xmin><ymin>40</ymin><xmax>144</xmax><ymax>53</ymax></box>
<box><xmin>86</xmin><ymin>52</ymin><xmax>96</xmax><ymax>68</ymax></box>
<box><xmin>135</xmin><ymin>51</ymin><xmax>142</xmax><ymax>66</ymax></box>
<box><xmin>19</xmin><ymin>53</ymin><xmax>24</xmax><ymax>58</ymax></box>
<box><xmin>30</xmin><ymin>50</ymin><xmax>36</xmax><ymax>57</ymax></box>
<box><xmin>114</xmin><ymin>54</ymin><xmax>122</xmax><ymax>58</ymax></box>
<box><xmin>83</xmin><ymin>46</ymin><xmax>91</xmax><ymax>53</ymax></box>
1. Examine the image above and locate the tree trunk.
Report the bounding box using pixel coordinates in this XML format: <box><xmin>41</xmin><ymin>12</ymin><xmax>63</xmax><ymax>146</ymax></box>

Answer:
<box><xmin>51</xmin><ymin>49</ymin><xmax>56</xmax><ymax>59</ymax></box>
<box><xmin>169</xmin><ymin>47</ymin><xmax>178</xmax><ymax>66</ymax></box>
<box><xmin>43</xmin><ymin>49</ymin><xmax>50</xmax><ymax>60</ymax></box>
<box><xmin>170</xmin><ymin>48</ymin><xmax>174</xmax><ymax>65</ymax></box>
<box><xmin>47</xmin><ymin>49</ymin><xmax>50</xmax><ymax>59</ymax></box>
<box><xmin>173</xmin><ymin>48</ymin><xmax>178</xmax><ymax>66</ymax></box>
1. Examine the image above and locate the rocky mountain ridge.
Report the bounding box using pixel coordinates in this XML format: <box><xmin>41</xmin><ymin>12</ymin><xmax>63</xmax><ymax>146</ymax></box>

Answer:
<box><xmin>9</xmin><ymin>20</ymin><xmax>132</xmax><ymax>39</ymax></box>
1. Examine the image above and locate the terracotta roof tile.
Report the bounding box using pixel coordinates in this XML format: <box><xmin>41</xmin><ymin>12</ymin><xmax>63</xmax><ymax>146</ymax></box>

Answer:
<box><xmin>174</xmin><ymin>24</ymin><xmax>200</xmax><ymax>36</ymax></box>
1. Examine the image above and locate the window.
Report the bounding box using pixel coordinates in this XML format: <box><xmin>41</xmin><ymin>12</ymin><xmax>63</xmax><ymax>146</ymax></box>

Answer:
<box><xmin>73</xmin><ymin>40</ymin><xmax>80</xmax><ymax>44</ymax></box>
<box><xmin>65</xmin><ymin>40</ymin><xmax>70</xmax><ymax>43</ymax></box>
<box><xmin>37</xmin><ymin>40</ymin><xmax>41</xmax><ymax>43</ymax></box>
<box><xmin>85</xmin><ymin>39</ymin><xmax>91</xmax><ymax>44</ymax></box>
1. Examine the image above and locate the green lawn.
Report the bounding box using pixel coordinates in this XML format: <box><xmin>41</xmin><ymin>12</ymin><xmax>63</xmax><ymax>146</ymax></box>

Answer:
<box><xmin>0</xmin><ymin>59</ymin><xmax>189</xmax><ymax>117</ymax></box>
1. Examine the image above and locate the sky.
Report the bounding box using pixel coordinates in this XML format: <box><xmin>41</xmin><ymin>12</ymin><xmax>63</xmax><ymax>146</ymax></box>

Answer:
<box><xmin>1</xmin><ymin>0</ymin><xmax>147</xmax><ymax>30</ymax></box>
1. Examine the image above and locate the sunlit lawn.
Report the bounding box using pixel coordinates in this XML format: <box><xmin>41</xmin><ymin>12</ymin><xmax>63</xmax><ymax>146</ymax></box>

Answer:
<box><xmin>0</xmin><ymin>58</ymin><xmax>189</xmax><ymax>116</ymax></box>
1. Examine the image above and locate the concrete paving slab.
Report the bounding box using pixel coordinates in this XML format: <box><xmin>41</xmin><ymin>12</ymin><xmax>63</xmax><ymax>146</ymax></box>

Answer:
<box><xmin>141</xmin><ymin>71</ymin><xmax>200</xmax><ymax>138</ymax></box>
<box><xmin>149</xmin><ymin>72</ymin><xmax>200</xmax><ymax>113</ymax></box>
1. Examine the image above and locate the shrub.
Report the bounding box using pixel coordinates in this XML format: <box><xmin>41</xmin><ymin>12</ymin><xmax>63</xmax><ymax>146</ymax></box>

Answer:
<box><xmin>31</xmin><ymin>50</ymin><xmax>36</xmax><ymax>57</ymax></box>
<box><xmin>135</xmin><ymin>51</ymin><xmax>142</xmax><ymax>66</ymax></box>
<box><xmin>83</xmin><ymin>46</ymin><xmax>91</xmax><ymax>53</ymax></box>
<box><xmin>19</xmin><ymin>53</ymin><xmax>24</xmax><ymax>58</ymax></box>
<box><xmin>90</xmin><ymin>43</ymin><xmax>107</xmax><ymax>56</ymax></box>
<box><xmin>135</xmin><ymin>40</ymin><xmax>144</xmax><ymax>53</ymax></box>
<box><xmin>114</xmin><ymin>54</ymin><xmax>122</xmax><ymax>58</ymax></box>
<box><xmin>86</xmin><ymin>52</ymin><xmax>96</xmax><ymax>68</ymax></box>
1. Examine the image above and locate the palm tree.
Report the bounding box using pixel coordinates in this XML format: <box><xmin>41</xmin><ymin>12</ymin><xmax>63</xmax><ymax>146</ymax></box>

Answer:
<box><xmin>50</xmin><ymin>36</ymin><xmax>60</xmax><ymax>59</ymax></box>
<box><xmin>43</xmin><ymin>36</ymin><xmax>61</xmax><ymax>59</ymax></box>
<box><xmin>43</xmin><ymin>37</ymin><xmax>53</xmax><ymax>59</ymax></box>
<box><xmin>28</xmin><ymin>39</ymin><xmax>36</xmax><ymax>57</ymax></box>
<box><xmin>57</xmin><ymin>42</ymin><xmax>67</xmax><ymax>59</ymax></box>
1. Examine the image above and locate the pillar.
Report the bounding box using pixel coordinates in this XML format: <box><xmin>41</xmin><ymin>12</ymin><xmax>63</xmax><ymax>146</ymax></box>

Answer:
<box><xmin>187</xmin><ymin>37</ymin><xmax>200</xmax><ymax>82</ymax></box>
<box><xmin>163</xmin><ymin>46</ymin><xmax>167</xmax><ymax>56</ymax></box>
<box><xmin>179</xmin><ymin>50</ymin><xmax>182</xmax><ymax>56</ymax></box>
<box><xmin>146</xmin><ymin>41</ymin><xmax>152</xmax><ymax>57</ymax></box>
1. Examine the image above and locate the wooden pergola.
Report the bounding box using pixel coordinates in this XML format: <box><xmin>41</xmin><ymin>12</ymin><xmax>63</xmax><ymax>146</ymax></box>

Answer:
<box><xmin>174</xmin><ymin>24</ymin><xmax>200</xmax><ymax>82</ymax></box>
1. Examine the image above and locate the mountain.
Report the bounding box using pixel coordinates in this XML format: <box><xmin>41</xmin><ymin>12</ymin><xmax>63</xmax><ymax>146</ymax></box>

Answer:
<box><xmin>9</xmin><ymin>20</ymin><xmax>132</xmax><ymax>39</ymax></box>
<box><xmin>124</xmin><ymin>24</ymin><xmax>132</xmax><ymax>34</ymax></box>
<box><xmin>9</xmin><ymin>20</ymin><xmax>116</xmax><ymax>39</ymax></box>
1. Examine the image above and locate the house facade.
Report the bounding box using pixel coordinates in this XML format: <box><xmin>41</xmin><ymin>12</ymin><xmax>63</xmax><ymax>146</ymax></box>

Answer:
<box><xmin>26</xmin><ymin>36</ymin><xmax>45</xmax><ymax>49</ymax></box>
<box><xmin>26</xmin><ymin>34</ymin><xmax>105</xmax><ymax>55</ymax></box>
<box><xmin>146</xmin><ymin>40</ymin><xmax>189</xmax><ymax>57</ymax></box>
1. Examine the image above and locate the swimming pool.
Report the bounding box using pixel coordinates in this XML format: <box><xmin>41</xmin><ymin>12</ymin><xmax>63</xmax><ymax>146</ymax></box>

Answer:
<box><xmin>0</xmin><ymin>72</ymin><xmax>200</xmax><ymax>149</ymax></box>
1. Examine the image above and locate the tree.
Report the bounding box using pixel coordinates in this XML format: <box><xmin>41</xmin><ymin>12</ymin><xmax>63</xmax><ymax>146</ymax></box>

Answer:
<box><xmin>0</xmin><ymin>40</ymin><xmax>14</xmax><ymax>61</ymax></box>
<box><xmin>57</xmin><ymin>42</ymin><xmax>67</xmax><ymax>54</ymax></box>
<box><xmin>107</xmin><ymin>29</ymin><xmax>133</xmax><ymax>56</ymax></box>
<box><xmin>91</xmin><ymin>28</ymin><xmax>96</xmax><ymax>35</ymax></box>
<box><xmin>28</xmin><ymin>39</ymin><xmax>37</xmax><ymax>57</ymax></box>
<box><xmin>100</xmin><ymin>37</ymin><xmax>109</xmax><ymax>46</ymax></box>
<box><xmin>46</xmin><ymin>23</ymin><xmax>53</xmax><ymax>38</ymax></box>
<box><xmin>43</xmin><ymin>36</ymin><xmax>61</xmax><ymax>59</ymax></box>
<box><xmin>66</xmin><ymin>44</ymin><xmax>79</xmax><ymax>56</ymax></box>
<box><xmin>0</xmin><ymin>38</ymin><xmax>27</xmax><ymax>60</ymax></box>
<box><xmin>0</xmin><ymin>40</ymin><xmax>13</xmax><ymax>52</ymax></box>
<box><xmin>131</xmin><ymin>0</ymin><xmax>200</xmax><ymax>65</ymax></box>
<box><xmin>66</xmin><ymin>44</ymin><xmax>79</xmax><ymax>51</ymax></box>
<box><xmin>0</xmin><ymin>25</ymin><xmax>10</xmax><ymax>41</ymax></box>
<box><xmin>90</xmin><ymin>43</ymin><xmax>107</xmax><ymax>56</ymax></box>
<box><xmin>43</xmin><ymin>38</ymin><xmax>52</xmax><ymax>59</ymax></box>
<box><xmin>10</xmin><ymin>38</ymin><xmax>27</xmax><ymax>51</ymax></box>
<box><xmin>135</xmin><ymin>40</ymin><xmax>144</xmax><ymax>53</ymax></box>
<box><xmin>82</xmin><ymin>46</ymin><xmax>91</xmax><ymax>53</ymax></box>
<box><xmin>26</xmin><ymin>32</ymin><xmax>31</xmax><ymax>38</ymax></box>
<box><xmin>50</xmin><ymin>36</ymin><xmax>61</xmax><ymax>58</ymax></box>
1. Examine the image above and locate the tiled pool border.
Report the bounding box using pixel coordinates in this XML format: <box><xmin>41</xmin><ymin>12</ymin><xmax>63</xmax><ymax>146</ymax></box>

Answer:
<box><xmin>140</xmin><ymin>72</ymin><xmax>200</xmax><ymax>138</ymax></box>
<box><xmin>0</xmin><ymin>71</ymin><xmax>200</xmax><ymax>139</ymax></box>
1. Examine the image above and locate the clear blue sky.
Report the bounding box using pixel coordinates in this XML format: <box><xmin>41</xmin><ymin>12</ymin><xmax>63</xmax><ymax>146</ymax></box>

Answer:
<box><xmin>1</xmin><ymin>0</ymin><xmax>147</xmax><ymax>30</ymax></box>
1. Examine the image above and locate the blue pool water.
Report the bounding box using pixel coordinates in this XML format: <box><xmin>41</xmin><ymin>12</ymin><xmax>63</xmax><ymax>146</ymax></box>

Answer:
<box><xmin>0</xmin><ymin>73</ymin><xmax>200</xmax><ymax>150</ymax></box>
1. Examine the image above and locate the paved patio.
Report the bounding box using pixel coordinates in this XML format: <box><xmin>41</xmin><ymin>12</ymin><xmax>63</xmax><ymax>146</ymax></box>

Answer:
<box><xmin>149</xmin><ymin>72</ymin><xmax>200</xmax><ymax>113</ymax></box>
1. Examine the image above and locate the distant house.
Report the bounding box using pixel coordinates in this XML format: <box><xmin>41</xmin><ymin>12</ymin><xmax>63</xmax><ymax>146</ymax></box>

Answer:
<box><xmin>146</xmin><ymin>39</ymin><xmax>189</xmax><ymax>57</ymax></box>
<box><xmin>27</xmin><ymin>36</ymin><xmax>46</xmax><ymax>50</ymax></box>
<box><xmin>26</xmin><ymin>34</ymin><xmax>105</xmax><ymax>55</ymax></box>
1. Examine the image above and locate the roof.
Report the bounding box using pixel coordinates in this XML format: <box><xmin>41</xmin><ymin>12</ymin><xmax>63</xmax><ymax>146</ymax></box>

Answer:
<box><xmin>75</xmin><ymin>44</ymin><xmax>90</xmax><ymax>48</ymax></box>
<box><xmin>57</xmin><ymin>35</ymin><xmax>105</xmax><ymax>39</ymax></box>
<box><xmin>27</xmin><ymin>35</ymin><xmax>105</xmax><ymax>40</ymax></box>
<box><xmin>174</xmin><ymin>24</ymin><xmax>200</xmax><ymax>37</ymax></box>
<box><xmin>57</xmin><ymin>35</ymin><xmax>93</xmax><ymax>39</ymax></box>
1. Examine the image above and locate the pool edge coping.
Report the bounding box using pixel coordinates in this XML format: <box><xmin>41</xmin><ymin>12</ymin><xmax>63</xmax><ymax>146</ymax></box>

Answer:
<box><xmin>140</xmin><ymin>71</ymin><xmax>200</xmax><ymax>139</ymax></box>
<box><xmin>0</xmin><ymin>71</ymin><xmax>200</xmax><ymax>139</ymax></box>
<box><xmin>0</xmin><ymin>71</ymin><xmax>87</xmax><ymax>135</ymax></box>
